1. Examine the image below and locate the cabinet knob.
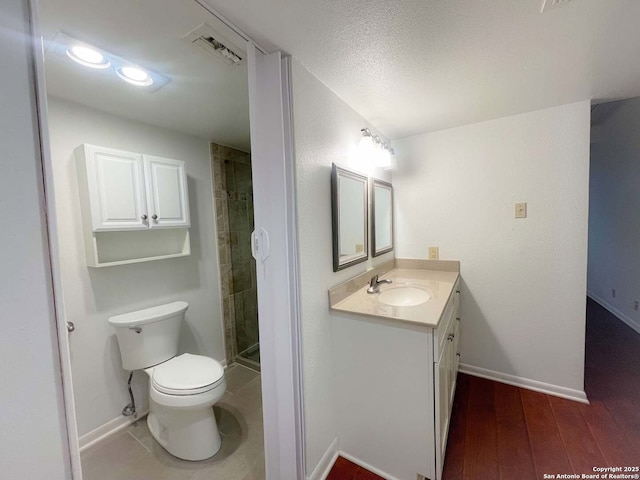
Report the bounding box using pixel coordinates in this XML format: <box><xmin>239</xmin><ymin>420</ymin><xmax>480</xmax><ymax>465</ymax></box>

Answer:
<box><xmin>141</xmin><ymin>214</ymin><xmax>148</xmax><ymax>220</ymax></box>
<box><xmin>456</xmin><ymin>317</ymin><xmax>460</xmax><ymax>322</ymax></box>
<box><xmin>447</xmin><ymin>333</ymin><xmax>455</xmax><ymax>341</ymax></box>
<box><xmin>456</xmin><ymin>352</ymin><xmax>461</xmax><ymax>357</ymax></box>
<box><xmin>152</xmin><ymin>214</ymin><xmax>158</xmax><ymax>220</ymax></box>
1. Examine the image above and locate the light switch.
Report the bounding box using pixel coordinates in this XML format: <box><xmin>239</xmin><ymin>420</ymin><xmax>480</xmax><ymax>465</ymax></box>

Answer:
<box><xmin>515</xmin><ymin>202</ymin><xmax>527</xmax><ymax>219</ymax></box>
<box><xmin>428</xmin><ymin>246</ymin><xmax>439</xmax><ymax>260</ymax></box>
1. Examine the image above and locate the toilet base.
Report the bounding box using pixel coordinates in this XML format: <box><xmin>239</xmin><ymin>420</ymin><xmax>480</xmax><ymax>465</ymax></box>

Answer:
<box><xmin>147</xmin><ymin>403</ymin><xmax>221</xmax><ymax>461</ymax></box>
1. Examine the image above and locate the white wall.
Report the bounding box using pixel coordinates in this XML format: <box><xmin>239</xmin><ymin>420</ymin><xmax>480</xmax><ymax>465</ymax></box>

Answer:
<box><xmin>588</xmin><ymin>98</ymin><xmax>640</xmax><ymax>332</ymax></box>
<box><xmin>394</xmin><ymin>101</ymin><xmax>591</xmax><ymax>397</ymax></box>
<box><xmin>0</xmin><ymin>1</ymin><xmax>71</xmax><ymax>477</ymax></box>
<box><xmin>46</xmin><ymin>97</ymin><xmax>224</xmax><ymax>437</ymax></box>
<box><xmin>290</xmin><ymin>60</ymin><xmax>394</xmax><ymax>477</ymax></box>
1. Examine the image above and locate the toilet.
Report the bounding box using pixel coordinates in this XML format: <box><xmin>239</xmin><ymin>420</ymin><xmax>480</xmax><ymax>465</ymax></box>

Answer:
<box><xmin>108</xmin><ymin>301</ymin><xmax>226</xmax><ymax>461</ymax></box>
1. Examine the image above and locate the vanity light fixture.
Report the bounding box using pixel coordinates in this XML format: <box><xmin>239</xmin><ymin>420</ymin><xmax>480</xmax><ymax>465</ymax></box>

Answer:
<box><xmin>359</xmin><ymin>128</ymin><xmax>394</xmax><ymax>169</ymax></box>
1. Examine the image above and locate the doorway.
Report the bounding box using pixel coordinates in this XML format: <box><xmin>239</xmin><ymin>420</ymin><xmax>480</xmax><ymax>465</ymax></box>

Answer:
<box><xmin>210</xmin><ymin>144</ymin><xmax>261</xmax><ymax>370</ymax></box>
<box><xmin>587</xmin><ymin>98</ymin><xmax>640</xmax><ymax>335</ymax></box>
<box><xmin>37</xmin><ymin>0</ymin><xmax>264</xmax><ymax>477</ymax></box>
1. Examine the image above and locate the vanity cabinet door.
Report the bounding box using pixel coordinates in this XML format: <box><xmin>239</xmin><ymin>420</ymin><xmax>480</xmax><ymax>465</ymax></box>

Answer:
<box><xmin>435</xmin><ymin>314</ymin><xmax>456</xmax><ymax>478</ymax></box>
<box><xmin>143</xmin><ymin>155</ymin><xmax>190</xmax><ymax>229</ymax></box>
<box><xmin>449</xmin><ymin>320</ymin><xmax>460</xmax><ymax>409</ymax></box>
<box><xmin>79</xmin><ymin>145</ymin><xmax>148</xmax><ymax>231</ymax></box>
<box><xmin>434</xmin><ymin>279</ymin><xmax>461</xmax><ymax>479</ymax></box>
<box><xmin>435</xmin><ymin>346</ymin><xmax>451</xmax><ymax>478</ymax></box>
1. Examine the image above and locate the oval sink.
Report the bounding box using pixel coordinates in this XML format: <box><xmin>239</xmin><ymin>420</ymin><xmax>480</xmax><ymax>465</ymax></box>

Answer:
<box><xmin>377</xmin><ymin>285</ymin><xmax>431</xmax><ymax>307</ymax></box>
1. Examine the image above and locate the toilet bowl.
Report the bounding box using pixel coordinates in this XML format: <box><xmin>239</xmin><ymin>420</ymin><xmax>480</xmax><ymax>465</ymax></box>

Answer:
<box><xmin>108</xmin><ymin>302</ymin><xmax>226</xmax><ymax>461</ymax></box>
<box><xmin>144</xmin><ymin>353</ymin><xmax>226</xmax><ymax>460</ymax></box>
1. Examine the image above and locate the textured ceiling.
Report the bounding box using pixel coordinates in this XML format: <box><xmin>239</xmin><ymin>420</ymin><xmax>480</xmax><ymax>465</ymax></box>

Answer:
<box><xmin>39</xmin><ymin>0</ymin><xmax>640</xmax><ymax>145</ymax></box>
<box><xmin>201</xmin><ymin>0</ymin><xmax>640</xmax><ymax>140</ymax></box>
<box><xmin>39</xmin><ymin>0</ymin><xmax>251</xmax><ymax>151</ymax></box>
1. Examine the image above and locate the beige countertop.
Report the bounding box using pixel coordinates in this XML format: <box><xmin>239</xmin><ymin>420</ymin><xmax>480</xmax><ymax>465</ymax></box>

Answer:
<box><xmin>330</xmin><ymin>267</ymin><xmax>459</xmax><ymax>328</ymax></box>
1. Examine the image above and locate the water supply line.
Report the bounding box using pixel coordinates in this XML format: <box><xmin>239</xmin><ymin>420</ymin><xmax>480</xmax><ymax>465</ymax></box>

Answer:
<box><xmin>122</xmin><ymin>371</ymin><xmax>137</xmax><ymax>417</ymax></box>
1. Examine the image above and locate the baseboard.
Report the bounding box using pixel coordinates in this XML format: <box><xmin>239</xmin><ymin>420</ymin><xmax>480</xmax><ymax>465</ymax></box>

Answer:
<box><xmin>459</xmin><ymin>364</ymin><xmax>588</xmax><ymax>404</ymax></box>
<box><xmin>79</xmin><ymin>410</ymin><xmax>148</xmax><ymax>452</ymax></box>
<box><xmin>307</xmin><ymin>437</ymin><xmax>338</xmax><ymax>480</ymax></box>
<box><xmin>338</xmin><ymin>451</ymin><xmax>401</xmax><ymax>480</ymax></box>
<box><xmin>588</xmin><ymin>291</ymin><xmax>640</xmax><ymax>335</ymax></box>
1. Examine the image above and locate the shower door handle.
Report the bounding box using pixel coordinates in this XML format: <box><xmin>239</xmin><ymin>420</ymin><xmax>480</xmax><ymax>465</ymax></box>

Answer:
<box><xmin>251</xmin><ymin>228</ymin><xmax>270</xmax><ymax>263</ymax></box>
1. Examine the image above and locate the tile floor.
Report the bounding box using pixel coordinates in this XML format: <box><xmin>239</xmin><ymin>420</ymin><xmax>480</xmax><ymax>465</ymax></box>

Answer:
<box><xmin>81</xmin><ymin>364</ymin><xmax>264</xmax><ymax>480</ymax></box>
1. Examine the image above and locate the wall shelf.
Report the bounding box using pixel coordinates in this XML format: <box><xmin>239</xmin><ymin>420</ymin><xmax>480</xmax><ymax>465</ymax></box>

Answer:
<box><xmin>84</xmin><ymin>228</ymin><xmax>191</xmax><ymax>268</ymax></box>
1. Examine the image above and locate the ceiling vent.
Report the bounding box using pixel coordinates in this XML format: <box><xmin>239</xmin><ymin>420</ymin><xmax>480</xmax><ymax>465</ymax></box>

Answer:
<box><xmin>541</xmin><ymin>0</ymin><xmax>574</xmax><ymax>13</ymax></box>
<box><xmin>183</xmin><ymin>20</ymin><xmax>246</xmax><ymax>66</ymax></box>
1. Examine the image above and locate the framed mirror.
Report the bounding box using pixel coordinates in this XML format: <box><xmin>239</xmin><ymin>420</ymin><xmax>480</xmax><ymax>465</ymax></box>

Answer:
<box><xmin>331</xmin><ymin>163</ymin><xmax>369</xmax><ymax>271</ymax></box>
<box><xmin>371</xmin><ymin>178</ymin><xmax>394</xmax><ymax>257</ymax></box>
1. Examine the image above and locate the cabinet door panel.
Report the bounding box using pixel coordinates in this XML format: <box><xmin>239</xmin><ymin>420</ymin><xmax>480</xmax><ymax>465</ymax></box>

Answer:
<box><xmin>435</xmin><ymin>353</ymin><xmax>450</xmax><ymax>479</ymax></box>
<box><xmin>143</xmin><ymin>155</ymin><xmax>190</xmax><ymax>229</ymax></box>
<box><xmin>84</xmin><ymin>146</ymin><xmax>147</xmax><ymax>231</ymax></box>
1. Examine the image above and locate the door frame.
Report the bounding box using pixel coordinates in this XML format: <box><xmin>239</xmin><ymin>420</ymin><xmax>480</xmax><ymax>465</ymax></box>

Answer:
<box><xmin>27</xmin><ymin>1</ymin><xmax>305</xmax><ymax>479</ymax></box>
<box><xmin>27</xmin><ymin>0</ymin><xmax>82</xmax><ymax>478</ymax></box>
<box><xmin>246</xmin><ymin>46</ymin><xmax>306</xmax><ymax>479</ymax></box>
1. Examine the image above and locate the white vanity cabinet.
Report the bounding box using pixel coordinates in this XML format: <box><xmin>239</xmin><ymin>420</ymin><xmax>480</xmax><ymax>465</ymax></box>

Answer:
<box><xmin>330</xmin><ymin>266</ymin><xmax>461</xmax><ymax>480</ymax></box>
<box><xmin>76</xmin><ymin>144</ymin><xmax>191</xmax><ymax>267</ymax></box>
<box><xmin>434</xmin><ymin>279</ymin><xmax>461</xmax><ymax>478</ymax></box>
<box><xmin>76</xmin><ymin>145</ymin><xmax>190</xmax><ymax>231</ymax></box>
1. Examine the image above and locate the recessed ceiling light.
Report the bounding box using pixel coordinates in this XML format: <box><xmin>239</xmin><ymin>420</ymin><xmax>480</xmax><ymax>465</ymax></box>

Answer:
<box><xmin>116</xmin><ymin>66</ymin><xmax>154</xmax><ymax>87</ymax></box>
<box><xmin>66</xmin><ymin>45</ymin><xmax>110</xmax><ymax>69</ymax></box>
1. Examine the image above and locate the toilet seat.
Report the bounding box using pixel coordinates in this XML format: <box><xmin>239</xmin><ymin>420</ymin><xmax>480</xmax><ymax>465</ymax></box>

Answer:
<box><xmin>151</xmin><ymin>353</ymin><xmax>225</xmax><ymax>396</ymax></box>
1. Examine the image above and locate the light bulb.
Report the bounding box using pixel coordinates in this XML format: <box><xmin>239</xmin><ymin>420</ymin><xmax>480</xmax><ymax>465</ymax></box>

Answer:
<box><xmin>66</xmin><ymin>45</ymin><xmax>110</xmax><ymax>69</ymax></box>
<box><xmin>116</xmin><ymin>66</ymin><xmax>153</xmax><ymax>86</ymax></box>
<box><xmin>378</xmin><ymin>148</ymin><xmax>392</xmax><ymax>169</ymax></box>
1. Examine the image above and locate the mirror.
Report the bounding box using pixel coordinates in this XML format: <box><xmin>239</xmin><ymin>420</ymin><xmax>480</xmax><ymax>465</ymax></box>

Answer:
<box><xmin>331</xmin><ymin>163</ymin><xmax>369</xmax><ymax>271</ymax></box>
<box><xmin>371</xmin><ymin>178</ymin><xmax>394</xmax><ymax>256</ymax></box>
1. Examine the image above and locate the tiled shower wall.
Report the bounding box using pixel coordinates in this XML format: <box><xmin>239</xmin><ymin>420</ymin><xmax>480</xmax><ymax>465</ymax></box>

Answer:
<box><xmin>211</xmin><ymin>143</ymin><xmax>258</xmax><ymax>363</ymax></box>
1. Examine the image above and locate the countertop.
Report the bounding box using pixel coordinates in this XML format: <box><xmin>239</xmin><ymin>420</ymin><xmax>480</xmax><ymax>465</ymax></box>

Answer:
<box><xmin>330</xmin><ymin>267</ymin><xmax>459</xmax><ymax>328</ymax></box>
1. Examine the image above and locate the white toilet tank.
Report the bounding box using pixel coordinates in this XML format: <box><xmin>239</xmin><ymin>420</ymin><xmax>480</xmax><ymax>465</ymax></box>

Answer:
<box><xmin>108</xmin><ymin>301</ymin><xmax>188</xmax><ymax>371</ymax></box>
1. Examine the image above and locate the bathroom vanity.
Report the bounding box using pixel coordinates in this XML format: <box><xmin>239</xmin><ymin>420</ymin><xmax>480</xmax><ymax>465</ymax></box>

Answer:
<box><xmin>329</xmin><ymin>259</ymin><xmax>461</xmax><ymax>480</ymax></box>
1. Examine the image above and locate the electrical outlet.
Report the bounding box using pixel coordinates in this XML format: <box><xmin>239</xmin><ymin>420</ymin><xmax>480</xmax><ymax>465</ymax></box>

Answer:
<box><xmin>515</xmin><ymin>202</ymin><xmax>527</xmax><ymax>218</ymax></box>
<box><xmin>428</xmin><ymin>246</ymin><xmax>439</xmax><ymax>260</ymax></box>
<box><xmin>612</xmin><ymin>289</ymin><xmax>616</xmax><ymax>298</ymax></box>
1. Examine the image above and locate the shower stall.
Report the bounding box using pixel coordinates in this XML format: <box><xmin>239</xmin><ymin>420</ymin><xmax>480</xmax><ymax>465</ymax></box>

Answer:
<box><xmin>211</xmin><ymin>142</ymin><xmax>260</xmax><ymax>370</ymax></box>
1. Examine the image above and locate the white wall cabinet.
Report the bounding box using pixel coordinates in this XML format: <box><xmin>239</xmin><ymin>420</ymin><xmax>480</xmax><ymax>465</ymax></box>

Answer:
<box><xmin>76</xmin><ymin>144</ymin><xmax>191</xmax><ymax>267</ymax></box>
<box><xmin>77</xmin><ymin>145</ymin><xmax>190</xmax><ymax>232</ymax></box>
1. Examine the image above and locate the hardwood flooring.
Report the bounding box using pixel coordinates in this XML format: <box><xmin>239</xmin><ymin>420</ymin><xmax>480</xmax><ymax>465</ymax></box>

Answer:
<box><xmin>443</xmin><ymin>298</ymin><xmax>640</xmax><ymax>479</ymax></box>
<box><xmin>326</xmin><ymin>456</ymin><xmax>386</xmax><ymax>480</ymax></box>
<box><xmin>326</xmin><ymin>299</ymin><xmax>640</xmax><ymax>479</ymax></box>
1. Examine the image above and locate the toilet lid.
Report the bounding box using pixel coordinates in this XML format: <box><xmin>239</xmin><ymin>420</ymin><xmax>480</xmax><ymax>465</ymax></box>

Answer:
<box><xmin>152</xmin><ymin>353</ymin><xmax>224</xmax><ymax>396</ymax></box>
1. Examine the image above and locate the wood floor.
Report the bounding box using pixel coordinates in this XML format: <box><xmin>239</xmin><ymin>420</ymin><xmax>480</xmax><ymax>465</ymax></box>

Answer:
<box><xmin>327</xmin><ymin>299</ymin><xmax>640</xmax><ymax>479</ymax></box>
<box><xmin>326</xmin><ymin>456</ymin><xmax>385</xmax><ymax>480</ymax></box>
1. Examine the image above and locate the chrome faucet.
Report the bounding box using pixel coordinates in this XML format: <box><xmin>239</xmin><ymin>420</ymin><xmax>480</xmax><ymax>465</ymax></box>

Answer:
<box><xmin>367</xmin><ymin>274</ymin><xmax>392</xmax><ymax>294</ymax></box>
